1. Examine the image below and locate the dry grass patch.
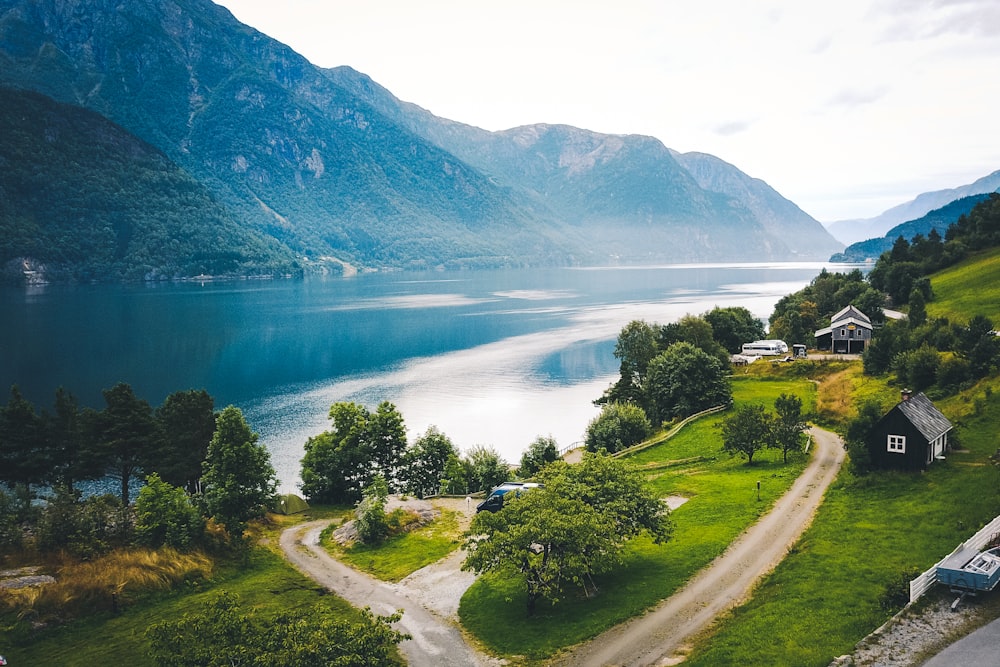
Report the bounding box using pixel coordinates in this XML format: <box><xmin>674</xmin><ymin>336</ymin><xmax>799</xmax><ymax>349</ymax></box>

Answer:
<box><xmin>1</xmin><ymin>548</ymin><xmax>212</xmax><ymax>625</ymax></box>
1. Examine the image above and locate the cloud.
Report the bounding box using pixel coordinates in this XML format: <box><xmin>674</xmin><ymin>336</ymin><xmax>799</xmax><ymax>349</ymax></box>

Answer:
<box><xmin>826</xmin><ymin>85</ymin><xmax>890</xmax><ymax>109</ymax></box>
<box><xmin>713</xmin><ymin>119</ymin><xmax>754</xmax><ymax>136</ymax></box>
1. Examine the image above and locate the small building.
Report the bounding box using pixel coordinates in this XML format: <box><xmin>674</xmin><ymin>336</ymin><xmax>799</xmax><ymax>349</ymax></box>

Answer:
<box><xmin>815</xmin><ymin>305</ymin><xmax>873</xmax><ymax>354</ymax></box>
<box><xmin>866</xmin><ymin>391</ymin><xmax>953</xmax><ymax>471</ymax></box>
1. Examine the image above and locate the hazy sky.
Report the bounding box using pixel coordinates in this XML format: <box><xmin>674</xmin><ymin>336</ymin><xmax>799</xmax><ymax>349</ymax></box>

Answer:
<box><xmin>215</xmin><ymin>0</ymin><xmax>1000</xmax><ymax>223</ymax></box>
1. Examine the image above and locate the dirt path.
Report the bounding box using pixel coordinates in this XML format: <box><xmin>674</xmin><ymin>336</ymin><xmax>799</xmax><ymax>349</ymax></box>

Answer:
<box><xmin>552</xmin><ymin>426</ymin><xmax>846</xmax><ymax>666</ymax></box>
<box><xmin>279</xmin><ymin>511</ymin><xmax>496</xmax><ymax>667</ymax></box>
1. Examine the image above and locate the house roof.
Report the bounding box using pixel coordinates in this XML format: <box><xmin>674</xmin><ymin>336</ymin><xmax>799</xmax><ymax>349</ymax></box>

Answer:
<box><xmin>895</xmin><ymin>392</ymin><xmax>953</xmax><ymax>442</ymax></box>
<box><xmin>831</xmin><ymin>305</ymin><xmax>872</xmax><ymax>327</ymax></box>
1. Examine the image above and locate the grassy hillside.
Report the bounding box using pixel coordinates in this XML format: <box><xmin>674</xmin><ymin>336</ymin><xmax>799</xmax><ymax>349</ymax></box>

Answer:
<box><xmin>682</xmin><ymin>251</ymin><xmax>1000</xmax><ymax>666</ymax></box>
<box><xmin>926</xmin><ymin>246</ymin><xmax>1000</xmax><ymax>323</ymax></box>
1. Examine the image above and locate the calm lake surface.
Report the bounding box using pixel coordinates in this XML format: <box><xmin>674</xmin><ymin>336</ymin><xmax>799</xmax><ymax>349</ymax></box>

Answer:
<box><xmin>1</xmin><ymin>263</ymin><xmax>836</xmax><ymax>494</ymax></box>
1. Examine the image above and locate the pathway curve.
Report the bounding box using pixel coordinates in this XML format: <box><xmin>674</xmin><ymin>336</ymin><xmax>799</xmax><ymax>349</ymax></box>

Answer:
<box><xmin>553</xmin><ymin>426</ymin><xmax>846</xmax><ymax>666</ymax></box>
<box><xmin>279</xmin><ymin>519</ymin><xmax>495</xmax><ymax>667</ymax></box>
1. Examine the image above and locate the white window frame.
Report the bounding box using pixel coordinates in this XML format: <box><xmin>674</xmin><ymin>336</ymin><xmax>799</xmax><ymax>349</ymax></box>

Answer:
<box><xmin>887</xmin><ymin>434</ymin><xmax>906</xmax><ymax>454</ymax></box>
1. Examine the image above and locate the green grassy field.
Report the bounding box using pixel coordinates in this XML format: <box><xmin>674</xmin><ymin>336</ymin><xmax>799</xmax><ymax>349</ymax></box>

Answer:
<box><xmin>458</xmin><ymin>374</ymin><xmax>819</xmax><ymax>661</ymax></box>
<box><xmin>0</xmin><ymin>507</ymin><xmax>405</xmax><ymax>666</ymax></box>
<box><xmin>682</xmin><ymin>378</ymin><xmax>1000</xmax><ymax>666</ymax></box>
<box><xmin>926</xmin><ymin>246</ymin><xmax>1000</xmax><ymax>323</ymax></box>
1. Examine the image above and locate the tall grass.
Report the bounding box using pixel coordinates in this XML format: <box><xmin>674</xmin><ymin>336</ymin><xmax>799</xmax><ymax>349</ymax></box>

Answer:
<box><xmin>926</xmin><ymin>247</ymin><xmax>1000</xmax><ymax>323</ymax></box>
<box><xmin>1</xmin><ymin>548</ymin><xmax>212</xmax><ymax>624</ymax></box>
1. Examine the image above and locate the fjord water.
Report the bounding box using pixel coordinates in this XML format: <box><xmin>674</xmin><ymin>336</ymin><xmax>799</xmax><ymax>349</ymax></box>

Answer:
<box><xmin>2</xmin><ymin>264</ymin><xmax>832</xmax><ymax>493</ymax></box>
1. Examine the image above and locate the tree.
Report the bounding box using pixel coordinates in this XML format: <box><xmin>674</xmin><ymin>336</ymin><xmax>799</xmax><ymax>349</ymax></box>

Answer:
<box><xmin>845</xmin><ymin>400</ymin><xmax>886</xmax><ymax>475</ymax></box>
<box><xmin>704</xmin><ymin>306</ymin><xmax>766</xmax><ymax>354</ymax></box>
<box><xmin>584</xmin><ymin>402</ymin><xmax>651</xmax><ymax>454</ymax></box>
<box><xmin>401</xmin><ymin>426</ymin><xmax>457</xmax><ymax>498</ymax></box>
<box><xmin>600</xmin><ymin>320</ymin><xmax>658</xmax><ymax>405</ymax></box>
<box><xmin>466</xmin><ymin>445</ymin><xmax>509</xmax><ymax>492</ymax></box>
<box><xmin>644</xmin><ymin>342</ymin><xmax>731</xmax><ymax>424</ymax></box>
<box><xmin>893</xmin><ymin>343</ymin><xmax>941</xmax><ymax>392</ymax></box>
<box><xmin>657</xmin><ymin>315</ymin><xmax>728</xmax><ymax>362</ymax></box>
<box><xmin>772</xmin><ymin>394</ymin><xmax>806</xmax><ymax>463</ymax></box>
<box><xmin>202</xmin><ymin>406</ymin><xmax>276</xmax><ymax>542</ymax></box>
<box><xmin>135</xmin><ymin>473</ymin><xmax>203</xmax><ymax>549</ymax></box>
<box><xmin>0</xmin><ymin>386</ymin><xmax>46</xmax><ymax>488</ymax></box>
<box><xmin>720</xmin><ymin>404</ymin><xmax>772</xmax><ymax>465</ymax></box>
<box><xmin>95</xmin><ymin>382</ymin><xmax>158</xmax><ymax>506</ymax></box>
<box><xmin>45</xmin><ymin>387</ymin><xmax>89</xmax><ymax>488</ymax></box>
<box><xmin>354</xmin><ymin>476</ymin><xmax>390</xmax><ymax>545</ymax></box>
<box><xmin>440</xmin><ymin>452</ymin><xmax>468</xmax><ymax>495</ymax></box>
<box><xmin>908</xmin><ymin>287</ymin><xmax>927</xmax><ymax>328</ymax></box>
<box><xmin>464</xmin><ymin>452</ymin><xmax>671</xmax><ymax>614</ymax></box>
<box><xmin>519</xmin><ymin>435</ymin><xmax>559</xmax><ymax>477</ymax></box>
<box><xmin>153</xmin><ymin>389</ymin><xmax>216</xmax><ymax>493</ymax></box>
<box><xmin>300</xmin><ymin>401</ymin><xmax>407</xmax><ymax>504</ymax></box>
<box><xmin>146</xmin><ymin>591</ymin><xmax>408</xmax><ymax>667</ymax></box>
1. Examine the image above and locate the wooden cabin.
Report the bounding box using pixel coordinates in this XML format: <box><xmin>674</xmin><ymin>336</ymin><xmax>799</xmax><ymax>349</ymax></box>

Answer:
<box><xmin>866</xmin><ymin>391</ymin><xmax>953</xmax><ymax>471</ymax></box>
<box><xmin>814</xmin><ymin>305</ymin><xmax>873</xmax><ymax>354</ymax></box>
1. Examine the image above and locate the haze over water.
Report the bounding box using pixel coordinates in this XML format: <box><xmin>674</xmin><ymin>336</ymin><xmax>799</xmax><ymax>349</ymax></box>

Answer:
<box><xmin>1</xmin><ymin>263</ymin><xmax>842</xmax><ymax>494</ymax></box>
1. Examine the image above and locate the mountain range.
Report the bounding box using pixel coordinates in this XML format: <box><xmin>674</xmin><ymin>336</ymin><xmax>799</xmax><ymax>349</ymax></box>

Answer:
<box><xmin>0</xmin><ymin>0</ymin><xmax>843</xmax><ymax>281</ymax></box>
<box><xmin>825</xmin><ymin>170</ymin><xmax>1000</xmax><ymax>246</ymax></box>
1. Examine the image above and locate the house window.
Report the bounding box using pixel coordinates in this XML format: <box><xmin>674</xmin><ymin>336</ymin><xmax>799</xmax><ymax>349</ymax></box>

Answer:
<box><xmin>887</xmin><ymin>434</ymin><xmax>906</xmax><ymax>454</ymax></box>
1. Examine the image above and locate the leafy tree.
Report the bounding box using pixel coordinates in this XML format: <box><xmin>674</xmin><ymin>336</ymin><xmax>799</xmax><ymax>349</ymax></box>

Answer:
<box><xmin>202</xmin><ymin>406</ymin><xmax>276</xmax><ymax>542</ymax></box>
<box><xmin>134</xmin><ymin>473</ymin><xmax>203</xmax><ymax>549</ymax></box>
<box><xmin>355</xmin><ymin>476</ymin><xmax>390</xmax><ymax>545</ymax></box>
<box><xmin>845</xmin><ymin>399</ymin><xmax>886</xmax><ymax>475</ymax></box>
<box><xmin>772</xmin><ymin>393</ymin><xmax>806</xmax><ymax>463</ymax></box>
<box><xmin>45</xmin><ymin>387</ymin><xmax>89</xmax><ymax>488</ymax></box>
<box><xmin>153</xmin><ymin>389</ymin><xmax>216</xmax><ymax>493</ymax></box>
<box><xmin>401</xmin><ymin>426</ymin><xmax>457</xmax><ymax>498</ymax></box>
<box><xmin>300</xmin><ymin>401</ymin><xmax>407</xmax><ymax>504</ymax></box>
<box><xmin>466</xmin><ymin>445</ymin><xmax>509</xmax><ymax>492</ymax></box>
<box><xmin>908</xmin><ymin>287</ymin><xmax>927</xmax><ymax>328</ymax></box>
<box><xmin>464</xmin><ymin>453</ymin><xmax>671</xmax><ymax>614</ymax></box>
<box><xmin>893</xmin><ymin>343</ymin><xmax>941</xmax><ymax>392</ymax></box>
<box><xmin>519</xmin><ymin>435</ymin><xmax>559</xmax><ymax>477</ymax></box>
<box><xmin>704</xmin><ymin>306</ymin><xmax>766</xmax><ymax>354</ymax></box>
<box><xmin>146</xmin><ymin>591</ymin><xmax>407</xmax><ymax>666</ymax></box>
<box><xmin>600</xmin><ymin>320</ymin><xmax>658</xmax><ymax>405</ymax></box>
<box><xmin>644</xmin><ymin>342</ymin><xmax>731</xmax><ymax>424</ymax></box>
<box><xmin>720</xmin><ymin>404</ymin><xmax>772</xmax><ymax>465</ymax></box>
<box><xmin>440</xmin><ymin>452</ymin><xmax>469</xmax><ymax>495</ymax></box>
<box><xmin>863</xmin><ymin>320</ymin><xmax>908</xmax><ymax>376</ymax></box>
<box><xmin>94</xmin><ymin>382</ymin><xmax>158</xmax><ymax>506</ymax></box>
<box><xmin>657</xmin><ymin>315</ymin><xmax>727</xmax><ymax>362</ymax></box>
<box><xmin>35</xmin><ymin>487</ymin><xmax>125</xmax><ymax>558</ymax></box>
<box><xmin>584</xmin><ymin>402</ymin><xmax>652</xmax><ymax>454</ymax></box>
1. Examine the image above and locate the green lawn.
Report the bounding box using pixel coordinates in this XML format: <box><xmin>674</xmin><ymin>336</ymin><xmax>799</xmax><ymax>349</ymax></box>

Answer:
<box><xmin>926</xmin><ymin>247</ymin><xmax>1000</xmax><ymax>323</ymax></box>
<box><xmin>682</xmin><ymin>380</ymin><xmax>1000</xmax><ymax>666</ymax></box>
<box><xmin>459</xmin><ymin>376</ymin><xmax>818</xmax><ymax>661</ymax></box>
<box><xmin>324</xmin><ymin>508</ymin><xmax>463</xmax><ymax>581</ymax></box>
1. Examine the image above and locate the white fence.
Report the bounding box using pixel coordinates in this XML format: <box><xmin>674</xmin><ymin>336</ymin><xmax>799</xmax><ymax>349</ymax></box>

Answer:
<box><xmin>909</xmin><ymin>514</ymin><xmax>1000</xmax><ymax>603</ymax></box>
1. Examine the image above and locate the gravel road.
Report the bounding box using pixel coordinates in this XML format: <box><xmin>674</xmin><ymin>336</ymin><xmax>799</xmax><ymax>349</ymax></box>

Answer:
<box><xmin>280</xmin><ymin>427</ymin><xmax>844</xmax><ymax>667</ymax></box>
<box><xmin>551</xmin><ymin>426</ymin><xmax>846</xmax><ymax>667</ymax></box>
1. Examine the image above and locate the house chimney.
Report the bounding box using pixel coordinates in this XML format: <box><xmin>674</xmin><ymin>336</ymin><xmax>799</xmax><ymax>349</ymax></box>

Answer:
<box><xmin>901</xmin><ymin>389</ymin><xmax>912</xmax><ymax>402</ymax></box>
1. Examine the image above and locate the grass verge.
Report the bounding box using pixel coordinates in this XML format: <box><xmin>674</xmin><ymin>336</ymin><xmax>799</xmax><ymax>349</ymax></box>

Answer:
<box><xmin>459</xmin><ymin>374</ymin><xmax>818</xmax><ymax>662</ymax></box>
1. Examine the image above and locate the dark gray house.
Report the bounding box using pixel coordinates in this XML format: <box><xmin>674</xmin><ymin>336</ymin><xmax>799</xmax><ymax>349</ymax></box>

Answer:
<box><xmin>866</xmin><ymin>391</ymin><xmax>953</xmax><ymax>471</ymax></box>
<box><xmin>815</xmin><ymin>305</ymin><xmax>873</xmax><ymax>354</ymax></box>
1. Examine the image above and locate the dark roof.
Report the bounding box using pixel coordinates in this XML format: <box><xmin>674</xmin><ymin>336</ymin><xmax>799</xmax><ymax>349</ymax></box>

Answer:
<box><xmin>896</xmin><ymin>392</ymin><xmax>953</xmax><ymax>441</ymax></box>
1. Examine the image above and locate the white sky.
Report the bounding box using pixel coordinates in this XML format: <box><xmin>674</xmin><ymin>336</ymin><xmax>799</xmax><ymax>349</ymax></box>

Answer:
<box><xmin>215</xmin><ymin>0</ymin><xmax>1000</xmax><ymax>223</ymax></box>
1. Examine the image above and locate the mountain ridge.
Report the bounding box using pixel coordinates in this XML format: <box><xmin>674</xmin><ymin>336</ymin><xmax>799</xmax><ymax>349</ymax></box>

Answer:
<box><xmin>0</xmin><ymin>0</ymin><xmax>842</xmax><ymax>280</ymax></box>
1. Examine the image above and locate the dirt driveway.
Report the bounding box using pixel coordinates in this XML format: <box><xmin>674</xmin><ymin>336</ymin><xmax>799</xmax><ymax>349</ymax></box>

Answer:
<box><xmin>280</xmin><ymin>427</ymin><xmax>845</xmax><ymax>666</ymax></box>
<box><xmin>551</xmin><ymin>426</ymin><xmax>846</xmax><ymax>666</ymax></box>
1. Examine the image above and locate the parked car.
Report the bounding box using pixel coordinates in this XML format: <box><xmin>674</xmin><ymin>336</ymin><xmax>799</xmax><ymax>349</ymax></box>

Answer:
<box><xmin>475</xmin><ymin>482</ymin><xmax>542</xmax><ymax>512</ymax></box>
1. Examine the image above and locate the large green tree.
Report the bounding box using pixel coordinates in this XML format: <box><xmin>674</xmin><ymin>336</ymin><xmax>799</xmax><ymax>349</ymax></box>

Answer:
<box><xmin>644</xmin><ymin>342</ymin><xmax>731</xmax><ymax>424</ymax></box>
<box><xmin>720</xmin><ymin>404</ymin><xmax>772</xmax><ymax>465</ymax></box>
<box><xmin>135</xmin><ymin>473</ymin><xmax>203</xmax><ymax>549</ymax></box>
<box><xmin>584</xmin><ymin>402</ymin><xmax>652</xmax><ymax>454</ymax></box>
<box><xmin>153</xmin><ymin>389</ymin><xmax>216</xmax><ymax>493</ymax></box>
<box><xmin>401</xmin><ymin>426</ymin><xmax>458</xmax><ymax>498</ymax></box>
<box><xmin>466</xmin><ymin>445</ymin><xmax>509</xmax><ymax>493</ymax></box>
<box><xmin>95</xmin><ymin>382</ymin><xmax>158</xmax><ymax>506</ymax></box>
<box><xmin>772</xmin><ymin>393</ymin><xmax>807</xmax><ymax>463</ymax></box>
<box><xmin>300</xmin><ymin>401</ymin><xmax>407</xmax><ymax>504</ymax></box>
<box><xmin>202</xmin><ymin>406</ymin><xmax>276</xmax><ymax>542</ymax></box>
<box><xmin>519</xmin><ymin>435</ymin><xmax>559</xmax><ymax>477</ymax></box>
<box><xmin>704</xmin><ymin>306</ymin><xmax>766</xmax><ymax>354</ymax></box>
<box><xmin>464</xmin><ymin>453</ymin><xmax>671</xmax><ymax>614</ymax></box>
<box><xmin>0</xmin><ymin>386</ymin><xmax>46</xmax><ymax>488</ymax></box>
